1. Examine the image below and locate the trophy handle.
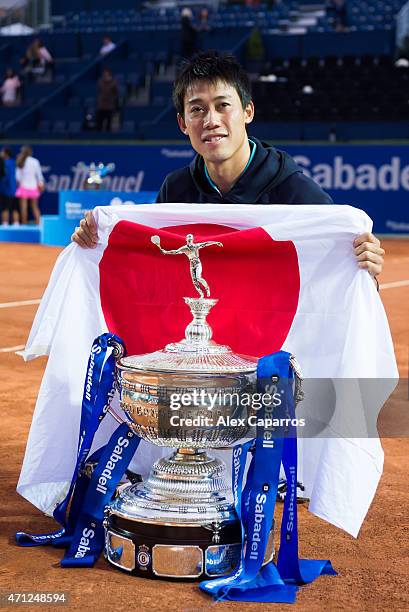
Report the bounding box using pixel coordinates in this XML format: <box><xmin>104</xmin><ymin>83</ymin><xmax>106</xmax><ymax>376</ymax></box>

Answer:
<box><xmin>289</xmin><ymin>355</ymin><xmax>304</xmax><ymax>406</ymax></box>
<box><xmin>108</xmin><ymin>338</ymin><xmax>125</xmax><ymax>361</ymax></box>
<box><xmin>106</xmin><ymin>338</ymin><xmax>128</xmax><ymax>426</ymax></box>
<box><xmin>107</xmin><ymin>405</ymin><xmax>124</xmax><ymax>425</ymax></box>
<box><xmin>212</xmin><ymin>356</ymin><xmax>303</xmax><ymax>452</ymax></box>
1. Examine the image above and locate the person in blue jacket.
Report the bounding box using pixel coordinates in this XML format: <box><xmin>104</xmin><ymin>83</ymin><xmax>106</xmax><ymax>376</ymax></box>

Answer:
<box><xmin>72</xmin><ymin>52</ymin><xmax>384</xmax><ymax>280</ymax></box>
<box><xmin>0</xmin><ymin>147</ymin><xmax>19</xmax><ymax>226</ymax></box>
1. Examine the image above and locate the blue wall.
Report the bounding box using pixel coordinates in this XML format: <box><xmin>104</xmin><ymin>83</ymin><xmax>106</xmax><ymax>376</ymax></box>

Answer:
<box><xmin>15</xmin><ymin>142</ymin><xmax>409</xmax><ymax>234</ymax></box>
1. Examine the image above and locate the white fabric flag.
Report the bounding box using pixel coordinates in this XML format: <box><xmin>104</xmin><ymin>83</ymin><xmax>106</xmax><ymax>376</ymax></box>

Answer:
<box><xmin>18</xmin><ymin>203</ymin><xmax>398</xmax><ymax>537</ymax></box>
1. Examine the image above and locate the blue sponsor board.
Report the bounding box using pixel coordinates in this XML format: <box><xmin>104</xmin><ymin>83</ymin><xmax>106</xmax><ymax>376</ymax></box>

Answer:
<box><xmin>60</xmin><ymin>190</ymin><xmax>156</xmax><ymax>219</ymax></box>
<box><xmin>287</xmin><ymin>146</ymin><xmax>409</xmax><ymax>234</ymax></box>
<box><xmin>42</xmin><ymin>190</ymin><xmax>156</xmax><ymax>246</ymax></box>
<box><xmin>29</xmin><ymin>143</ymin><xmax>194</xmax><ymax>216</ymax></box>
<box><xmin>18</xmin><ymin>143</ymin><xmax>409</xmax><ymax>234</ymax></box>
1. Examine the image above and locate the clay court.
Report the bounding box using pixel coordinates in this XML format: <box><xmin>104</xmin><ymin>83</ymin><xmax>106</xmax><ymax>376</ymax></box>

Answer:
<box><xmin>0</xmin><ymin>239</ymin><xmax>408</xmax><ymax>611</ymax></box>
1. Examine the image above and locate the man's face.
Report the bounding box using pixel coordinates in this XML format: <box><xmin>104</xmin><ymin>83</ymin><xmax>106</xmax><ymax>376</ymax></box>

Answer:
<box><xmin>177</xmin><ymin>80</ymin><xmax>254</xmax><ymax>166</ymax></box>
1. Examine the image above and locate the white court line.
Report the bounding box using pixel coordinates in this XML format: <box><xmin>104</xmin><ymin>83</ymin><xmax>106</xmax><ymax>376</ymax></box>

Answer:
<box><xmin>0</xmin><ymin>275</ymin><xmax>407</xmax><ymax>310</ymax></box>
<box><xmin>0</xmin><ymin>277</ymin><xmax>408</xmax><ymax>311</ymax></box>
<box><xmin>380</xmin><ymin>280</ymin><xmax>409</xmax><ymax>290</ymax></box>
<box><xmin>0</xmin><ymin>298</ymin><xmax>41</xmax><ymax>309</ymax></box>
<box><xmin>0</xmin><ymin>280</ymin><xmax>407</xmax><ymax>352</ymax></box>
<box><xmin>0</xmin><ymin>344</ymin><xmax>25</xmax><ymax>353</ymax></box>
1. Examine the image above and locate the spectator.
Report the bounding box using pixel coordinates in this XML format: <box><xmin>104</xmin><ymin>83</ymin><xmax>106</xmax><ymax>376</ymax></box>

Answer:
<box><xmin>198</xmin><ymin>8</ymin><xmax>210</xmax><ymax>32</ymax></box>
<box><xmin>327</xmin><ymin>0</ymin><xmax>348</xmax><ymax>31</ymax></box>
<box><xmin>20</xmin><ymin>39</ymin><xmax>36</xmax><ymax>69</ymax></box>
<box><xmin>96</xmin><ymin>67</ymin><xmax>119</xmax><ymax>132</ymax></box>
<box><xmin>21</xmin><ymin>38</ymin><xmax>53</xmax><ymax>77</ymax></box>
<box><xmin>15</xmin><ymin>145</ymin><xmax>44</xmax><ymax>225</ymax></box>
<box><xmin>245</xmin><ymin>0</ymin><xmax>261</xmax><ymax>8</ymax></box>
<box><xmin>99</xmin><ymin>35</ymin><xmax>116</xmax><ymax>57</ymax></box>
<box><xmin>180</xmin><ymin>8</ymin><xmax>197</xmax><ymax>59</ymax></box>
<box><xmin>0</xmin><ymin>147</ymin><xmax>19</xmax><ymax>226</ymax></box>
<box><xmin>1</xmin><ymin>68</ymin><xmax>21</xmax><ymax>107</ymax></box>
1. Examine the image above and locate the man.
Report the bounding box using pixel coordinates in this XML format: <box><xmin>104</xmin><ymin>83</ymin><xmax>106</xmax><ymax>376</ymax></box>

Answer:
<box><xmin>0</xmin><ymin>147</ymin><xmax>19</xmax><ymax>226</ymax></box>
<box><xmin>99</xmin><ymin>35</ymin><xmax>116</xmax><ymax>57</ymax></box>
<box><xmin>72</xmin><ymin>52</ymin><xmax>384</xmax><ymax>279</ymax></box>
<box><xmin>180</xmin><ymin>8</ymin><xmax>198</xmax><ymax>59</ymax></box>
<box><xmin>96</xmin><ymin>67</ymin><xmax>119</xmax><ymax>132</ymax></box>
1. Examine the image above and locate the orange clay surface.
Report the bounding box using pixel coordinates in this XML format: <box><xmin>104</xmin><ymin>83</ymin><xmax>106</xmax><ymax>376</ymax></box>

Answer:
<box><xmin>0</xmin><ymin>240</ymin><xmax>408</xmax><ymax>611</ymax></box>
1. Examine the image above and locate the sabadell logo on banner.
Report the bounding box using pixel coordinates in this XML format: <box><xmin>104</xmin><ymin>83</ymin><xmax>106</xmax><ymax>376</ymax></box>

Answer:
<box><xmin>294</xmin><ymin>155</ymin><xmax>409</xmax><ymax>191</ymax></box>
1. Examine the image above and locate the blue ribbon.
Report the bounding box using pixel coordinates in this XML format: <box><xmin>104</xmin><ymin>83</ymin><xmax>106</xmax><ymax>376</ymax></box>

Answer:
<box><xmin>16</xmin><ymin>333</ymin><xmax>129</xmax><ymax>550</ymax></box>
<box><xmin>61</xmin><ymin>423</ymin><xmax>140</xmax><ymax>567</ymax></box>
<box><xmin>200</xmin><ymin>351</ymin><xmax>336</xmax><ymax>603</ymax></box>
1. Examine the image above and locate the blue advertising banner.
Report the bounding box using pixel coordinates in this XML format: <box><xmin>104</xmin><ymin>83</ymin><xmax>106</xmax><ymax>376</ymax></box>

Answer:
<box><xmin>41</xmin><ymin>190</ymin><xmax>156</xmax><ymax>246</ymax></box>
<box><xmin>18</xmin><ymin>142</ymin><xmax>409</xmax><ymax>234</ymax></box>
<box><xmin>32</xmin><ymin>143</ymin><xmax>194</xmax><ymax>216</ymax></box>
<box><xmin>59</xmin><ymin>190</ymin><xmax>156</xmax><ymax>219</ymax></box>
<box><xmin>288</xmin><ymin>146</ymin><xmax>409</xmax><ymax>235</ymax></box>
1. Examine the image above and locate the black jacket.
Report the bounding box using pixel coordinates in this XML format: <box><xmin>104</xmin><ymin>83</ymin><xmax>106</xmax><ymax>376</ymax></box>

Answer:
<box><xmin>156</xmin><ymin>138</ymin><xmax>333</xmax><ymax>205</ymax></box>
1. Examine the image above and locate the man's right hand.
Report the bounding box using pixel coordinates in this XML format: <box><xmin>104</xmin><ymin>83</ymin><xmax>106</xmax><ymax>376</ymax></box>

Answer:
<box><xmin>71</xmin><ymin>211</ymin><xmax>98</xmax><ymax>248</ymax></box>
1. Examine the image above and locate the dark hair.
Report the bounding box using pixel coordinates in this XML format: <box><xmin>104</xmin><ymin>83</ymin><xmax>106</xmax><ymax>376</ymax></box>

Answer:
<box><xmin>2</xmin><ymin>147</ymin><xmax>14</xmax><ymax>159</ymax></box>
<box><xmin>173</xmin><ymin>51</ymin><xmax>252</xmax><ymax>116</ymax></box>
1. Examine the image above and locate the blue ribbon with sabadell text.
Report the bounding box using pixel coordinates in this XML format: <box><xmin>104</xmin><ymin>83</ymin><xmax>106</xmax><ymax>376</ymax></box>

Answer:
<box><xmin>16</xmin><ymin>333</ymin><xmax>140</xmax><ymax>561</ymax></box>
<box><xmin>200</xmin><ymin>350</ymin><xmax>336</xmax><ymax>603</ymax></box>
<box><xmin>61</xmin><ymin>422</ymin><xmax>140</xmax><ymax>567</ymax></box>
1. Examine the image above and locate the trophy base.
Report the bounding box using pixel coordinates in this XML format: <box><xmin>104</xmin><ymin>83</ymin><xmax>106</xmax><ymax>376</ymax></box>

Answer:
<box><xmin>105</xmin><ymin>513</ymin><xmax>275</xmax><ymax>580</ymax></box>
<box><xmin>104</xmin><ymin>449</ymin><xmax>274</xmax><ymax>579</ymax></box>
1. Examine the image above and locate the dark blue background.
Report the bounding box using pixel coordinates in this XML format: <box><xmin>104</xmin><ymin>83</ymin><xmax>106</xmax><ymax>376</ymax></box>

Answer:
<box><xmin>21</xmin><ymin>142</ymin><xmax>409</xmax><ymax>234</ymax></box>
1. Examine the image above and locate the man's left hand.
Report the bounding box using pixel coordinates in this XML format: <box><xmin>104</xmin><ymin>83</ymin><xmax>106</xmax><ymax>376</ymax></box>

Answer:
<box><xmin>353</xmin><ymin>232</ymin><xmax>384</xmax><ymax>277</ymax></box>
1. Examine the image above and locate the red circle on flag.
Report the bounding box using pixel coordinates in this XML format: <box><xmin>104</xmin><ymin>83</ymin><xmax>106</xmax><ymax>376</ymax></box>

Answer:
<box><xmin>99</xmin><ymin>221</ymin><xmax>300</xmax><ymax>357</ymax></box>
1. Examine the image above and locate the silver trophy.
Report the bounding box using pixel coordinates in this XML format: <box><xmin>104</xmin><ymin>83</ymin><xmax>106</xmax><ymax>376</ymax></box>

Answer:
<box><xmin>104</xmin><ymin>234</ymin><xmax>301</xmax><ymax>579</ymax></box>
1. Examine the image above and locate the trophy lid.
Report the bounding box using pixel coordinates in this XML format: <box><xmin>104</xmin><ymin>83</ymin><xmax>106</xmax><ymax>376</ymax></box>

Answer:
<box><xmin>118</xmin><ymin>235</ymin><xmax>258</xmax><ymax>375</ymax></box>
<box><xmin>120</xmin><ymin>346</ymin><xmax>258</xmax><ymax>375</ymax></box>
<box><xmin>119</xmin><ymin>297</ymin><xmax>258</xmax><ymax>374</ymax></box>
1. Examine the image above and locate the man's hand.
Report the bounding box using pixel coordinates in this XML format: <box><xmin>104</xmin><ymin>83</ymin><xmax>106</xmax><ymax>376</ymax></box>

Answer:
<box><xmin>71</xmin><ymin>211</ymin><xmax>98</xmax><ymax>248</ymax></box>
<box><xmin>353</xmin><ymin>232</ymin><xmax>384</xmax><ymax>277</ymax></box>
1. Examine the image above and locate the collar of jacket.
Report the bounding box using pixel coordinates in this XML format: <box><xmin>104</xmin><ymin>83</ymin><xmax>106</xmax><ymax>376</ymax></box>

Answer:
<box><xmin>188</xmin><ymin>136</ymin><xmax>300</xmax><ymax>204</ymax></box>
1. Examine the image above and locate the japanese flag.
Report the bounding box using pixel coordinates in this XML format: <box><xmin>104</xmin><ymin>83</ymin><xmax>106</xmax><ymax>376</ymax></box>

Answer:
<box><xmin>18</xmin><ymin>203</ymin><xmax>398</xmax><ymax>537</ymax></box>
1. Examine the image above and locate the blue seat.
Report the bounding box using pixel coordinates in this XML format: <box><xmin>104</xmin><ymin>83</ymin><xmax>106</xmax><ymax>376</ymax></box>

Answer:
<box><xmin>117</xmin><ymin>119</ymin><xmax>136</xmax><ymax>135</ymax></box>
<box><xmin>52</xmin><ymin>120</ymin><xmax>66</xmax><ymax>134</ymax></box>
<box><xmin>38</xmin><ymin>120</ymin><xmax>50</xmax><ymax>133</ymax></box>
<box><xmin>68</xmin><ymin>120</ymin><xmax>82</xmax><ymax>133</ymax></box>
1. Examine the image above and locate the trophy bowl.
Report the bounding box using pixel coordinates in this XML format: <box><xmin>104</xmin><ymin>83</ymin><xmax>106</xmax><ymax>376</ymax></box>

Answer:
<box><xmin>115</xmin><ymin>339</ymin><xmax>257</xmax><ymax>448</ymax></box>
